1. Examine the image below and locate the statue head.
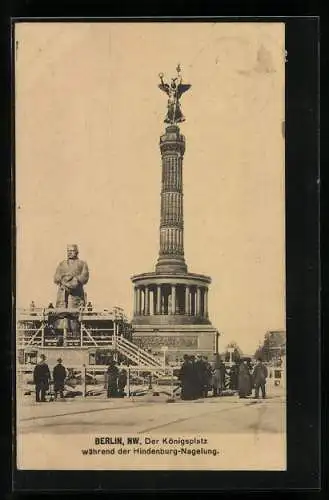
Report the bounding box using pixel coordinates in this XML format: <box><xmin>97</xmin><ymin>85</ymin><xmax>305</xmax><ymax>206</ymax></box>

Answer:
<box><xmin>171</xmin><ymin>77</ymin><xmax>177</xmax><ymax>89</ymax></box>
<box><xmin>67</xmin><ymin>244</ymin><xmax>79</xmax><ymax>260</ymax></box>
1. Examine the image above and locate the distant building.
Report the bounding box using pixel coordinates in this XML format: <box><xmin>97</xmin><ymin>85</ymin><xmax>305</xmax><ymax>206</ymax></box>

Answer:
<box><xmin>256</xmin><ymin>329</ymin><xmax>286</xmax><ymax>363</ymax></box>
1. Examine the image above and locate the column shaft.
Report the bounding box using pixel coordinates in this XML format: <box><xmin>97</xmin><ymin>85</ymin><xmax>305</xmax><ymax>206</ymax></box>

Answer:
<box><xmin>156</xmin><ymin>127</ymin><xmax>187</xmax><ymax>273</ymax></box>
<box><xmin>204</xmin><ymin>288</ymin><xmax>208</xmax><ymax>317</ymax></box>
<box><xmin>185</xmin><ymin>286</ymin><xmax>190</xmax><ymax>315</ymax></box>
<box><xmin>136</xmin><ymin>288</ymin><xmax>141</xmax><ymax>315</ymax></box>
<box><xmin>171</xmin><ymin>285</ymin><xmax>176</xmax><ymax>315</ymax></box>
<box><xmin>144</xmin><ymin>287</ymin><xmax>150</xmax><ymax>315</ymax></box>
<box><xmin>156</xmin><ymin>286</ymin><xmax>161</xmax><ymax>314</ymax></box>
<box><xmin>140</xmin><ymin>288</ymin><xmax>144</xmax><ymax>315</ymax></box>
<box><xmin>196</xmin><ymin>287</ymin><xmax>201</xmax><ymax>316</ymax></box>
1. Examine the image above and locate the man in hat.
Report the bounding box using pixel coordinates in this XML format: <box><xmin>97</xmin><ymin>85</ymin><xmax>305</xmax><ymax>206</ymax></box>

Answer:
<box><xmin>53</xmin><ymin>358</ymin><xmax>67</xmax><ymax>400</ymax></box>
<box><xmin>238</xmin><ymin>359</ymin><xmax>252</xmax><ymax>398</ymax></box>
<box><xmin>178</xmin><ymin>355</ymin><xmax>193</xmax><ymax>400</ymax></box>
<box><xmin>33</xmin><ymin>354</ymin><xmax>51</xmax><ymax>402</ymax></box>
<box><xmin>117</xmin><ymin>366</ymin><xmax>128</xmax><ymax>398</ymax></box>
<box><xmin>252</xmin><ymin>357</ymin><xmax>268</xmax><ymax>399</ymax></box>
<box><xmin>229</xmin><ymin>362</ymin><xmax>239</xmax><ymax>391</ymax></box>
<box><xmin>195</xmin><ymin>355</ymin><xmax>209</xmax><ymax>398</ymax></box>
<box><xmin>54</xmin><ymin>244</ymin><xmax>89</xmax><ymax>309</ymax></box>
<box><xmin>106</xmin><ymin>358</ymin><xmax>119</xmax><ymax>398</ymax></box>
<box><xmin>203</xmin><ymin>356</ymin><xmax>213</xmax><ymax>398</ymax></box>
<box><xmin>212</xmin><ymin>354</ymin><xmax>226</xmax><ymax>397</ymax></box>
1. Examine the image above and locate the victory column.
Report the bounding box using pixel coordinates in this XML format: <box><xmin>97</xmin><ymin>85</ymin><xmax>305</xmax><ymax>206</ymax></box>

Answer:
<box><xmin>131</xmin><ymin>66</ymin><xmax>219</xmax><ymax>361</ymax></box>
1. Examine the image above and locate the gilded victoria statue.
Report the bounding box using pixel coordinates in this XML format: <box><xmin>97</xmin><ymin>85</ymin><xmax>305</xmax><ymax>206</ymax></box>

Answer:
<box><xmin>54</xmin><ymin>244</ymin><xmax>89</xmax><ymax>309</ymax></box>
<box><xmin>158</xmin><ymin>64</ymin><xmax>191</xmax><ymax>124</ymax></box>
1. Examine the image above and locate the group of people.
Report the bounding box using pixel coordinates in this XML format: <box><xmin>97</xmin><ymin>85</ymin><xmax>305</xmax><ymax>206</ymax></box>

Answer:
<box><xmin>31</xmin><ymin>352</ymin><xmax>268</xmax><ymax>403</ymax></box>
<box><xmin>177</xmin><ymin>354</ymin><xmax>268</xmax><ymax>401</ymax></box>
<box><xmin>105</xmin><ymin>359</ymin><xmax>128</xmax><ymax>399</ymax></box>
<box><xmin>178</xmin><ymin>354</ymin><xmax>216</xmax><ymax>400</ymax></box>
<box><xmin>33</xmin><ymin>355</ymin><xmax>66</xmax><ymax>402</ymax></box>
<box><xmin>238</xmin><ymin>358</ymin><xmax>268</xmax><ymax>399</ymax></box>
<box><xmin>32</xmin><ymin>355</ymin><xmax>129</xmax><ymax>402</ymax></box>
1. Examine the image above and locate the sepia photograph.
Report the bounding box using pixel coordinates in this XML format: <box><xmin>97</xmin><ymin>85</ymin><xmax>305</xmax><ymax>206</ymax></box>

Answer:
<box><xmin>15</xmin><ymin>21</ymin><xmax>286</xmax><ymax>471</ymax></box>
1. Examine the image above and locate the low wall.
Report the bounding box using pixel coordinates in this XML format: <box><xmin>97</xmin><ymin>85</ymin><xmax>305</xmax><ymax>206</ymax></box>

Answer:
<box><xmin>133</xmin><ymin>329</ymin><xmax>217</xmax><ymax>362</ymax></box>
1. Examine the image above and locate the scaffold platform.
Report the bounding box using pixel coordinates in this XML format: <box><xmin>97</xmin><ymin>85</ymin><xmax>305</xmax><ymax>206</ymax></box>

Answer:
<box><xmin>16</xmin><ymin>306</ymin><xmax>169</xmax><ymax>378</ymax></box>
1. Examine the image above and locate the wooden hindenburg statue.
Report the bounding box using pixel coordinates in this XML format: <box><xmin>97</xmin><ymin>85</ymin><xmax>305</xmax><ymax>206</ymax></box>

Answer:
<box><xmin>54</xmin><ymin>244</ymin><xmax>89</xmax><ymax>309</ymax></box>
<box><xmin>158</xmin><ymin>64</ymin><xmax>191</xmax><ymax>124</ymax></box>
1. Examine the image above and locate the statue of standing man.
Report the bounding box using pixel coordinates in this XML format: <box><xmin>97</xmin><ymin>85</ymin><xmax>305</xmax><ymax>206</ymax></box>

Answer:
<box><xmin>54</xmin><ymin>244</ymin><xmax>89</xmax><ymax>309</ymax></box>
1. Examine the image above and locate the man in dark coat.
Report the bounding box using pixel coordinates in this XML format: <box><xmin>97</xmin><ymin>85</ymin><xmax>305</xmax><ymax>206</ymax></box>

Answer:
<box><xmin>33</xmin><ymin>354</ymin><xmax>51</xmax><ymax>402</ymax></box>
<box><xmin>238</xmin><ymin>360</ymin><xmax>252</xmax><ymax>398</ymax></box>
<box><xmin>203</xmin><ymin>356</ymin><xmax>213</xmax><ymax>398</ymax></box>
<box><xmin>229</xmin><ymin>363</ymin><xmax>239</xmax><ymax>391</ymax></box>
<box><xmin>106</xmin><ymin>359</ymin><xmax>119</xmax><ymax>398</ymax></box>
<box><xmin>220</xmin><ymin>360</ymin><xmax>227</xmax><ymax>394</ymax></box>
<box><xmin>179</xmin><ymin>355</ymin><xmax>194</xmax><ymax>400</ymax></box>
<box><xmin>190</xmin><ymin>355</ymin><xmax>200</xmax><ymax>399</ymax></box>
<box><xmin>195</xmin><ymin>355</ymin><xmax>207</xmax><ymax>398</ymax></box>
<box><xmin>212</xmin><ymin>355</ymin><xmax>226</xmax><ymax>396</ymax></box>
<box><xmin>252</xmin><ymin>358</ymin><xmax>268</xmax><ymax>399</ymax></box>
<box><xmin>117</xmin><ymin>367</ymin><xmax>127</xmax><ymax>398</ymax></box>
<box><xmin>53</xmin><ymin>358</ymin><xmax>67</xmax><ymax>400</ymax></box>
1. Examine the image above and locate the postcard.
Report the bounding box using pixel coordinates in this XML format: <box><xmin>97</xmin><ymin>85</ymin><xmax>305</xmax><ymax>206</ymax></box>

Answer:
<box><xmin>15</xmin><ymin>21</ymin><xmax>286</xmax><ymax>471</ymax></box>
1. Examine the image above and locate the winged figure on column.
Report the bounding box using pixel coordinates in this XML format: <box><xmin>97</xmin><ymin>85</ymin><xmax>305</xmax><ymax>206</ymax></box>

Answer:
<box><xmin>158</xmin><ymin>64</ymin><xmax>191</xmax><ymax>124</ymax></box>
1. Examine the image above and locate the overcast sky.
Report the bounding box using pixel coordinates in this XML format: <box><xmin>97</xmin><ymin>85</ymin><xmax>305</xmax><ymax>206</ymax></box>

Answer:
<box><xmin>15</xmin><ymin>22</ymin><xmax>285</xmax><ymax>353</ymax></box>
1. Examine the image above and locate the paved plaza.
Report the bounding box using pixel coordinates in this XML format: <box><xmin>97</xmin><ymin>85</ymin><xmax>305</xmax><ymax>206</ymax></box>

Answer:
<box><xmin>18</xmin><ymin>384</ymin><xmax>285</xmax><ymax>436</ymax></box>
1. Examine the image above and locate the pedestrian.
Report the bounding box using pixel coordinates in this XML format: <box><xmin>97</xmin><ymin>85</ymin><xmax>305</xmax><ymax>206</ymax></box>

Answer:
<box><xmin>117</xmin><ymin>367</ymin><xmax>127</xmax><ymax>398</ymax></box>
<box><xmin>195</xmin><ymin>355</ymin><xmax>206</xmax><ymax>398</ymax></box>
<box><xmin>247</xmin><ymin>360</ymin><xmax>253</xmax><ymax>395</ymax></box>
<box><xmin>33</xmin><ymin>354</ymin><xmax>51</xmax><ymax>402</ymax></box>
<box><xmin>238</xmin><ymin>359</ymin><xmax>252</xmax><ymax>398</ymax></box>
<box><xmin>252</xmin><ymin>358</ymin><xmax>268</xmax><ymax>399</ymax></box>
<box><xmin>212</xmin><ymin>354</ymin><xmax>225</xmax><ymax>396</ymax></box>
<box><xmin>190</xmin><ymin>355</ymin><xmax>199</xmax><ymax>399</ymax></box>
<box><xmin>179</xmin><ymin>355</ymin><xmax>194</xmax><ymax>400</ymax></box>
<box><xmin>229</xmin><ymin>362</ymin><xmax>239</xmax><ymax>391</ymax></box>
<box><xmin>106</xmin><ymin>358</ymin><xmax>119</xmax><ymax>398</ymax></box>
<box><xmin>212</xmin><ymin>354</ymin><xmax>220</xmax><ymax>397</ymax></box>
<box><xmin>53</xmin><ymin>358</ymin><xmax>67</xmax><ymax>400</ymax></box>
<box><xmin>220</xmin><ymin>361</ymin><xmax>227</xmax><ymax>394</ymax></box>
<box><xmin>203</xmin><ymin>356</ymin><xmax>212</xmax><ymax>397</ymax></box>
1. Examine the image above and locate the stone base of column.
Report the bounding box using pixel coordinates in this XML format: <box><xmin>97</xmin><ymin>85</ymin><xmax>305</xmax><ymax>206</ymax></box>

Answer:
<box><xmin>132</xmin><ymin>324</ymin><xmax>219</xmax><ymax>362</ymax></box>
<box><xmin>133</xmin><ymin>314</ymin><xmax>211</xmax><ymax>325</ymax></box>
<box><xmin>155</xmin><ymin>255</ymin><xmax>187</xmax><ymax>274</ymax></box>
